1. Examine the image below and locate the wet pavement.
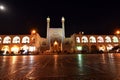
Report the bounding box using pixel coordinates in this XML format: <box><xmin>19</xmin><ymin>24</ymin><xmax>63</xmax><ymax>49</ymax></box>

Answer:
<box><xmin>0</xmin><ymin>53</ymin><xmax>120</xmax><ymax>80</ymax></box>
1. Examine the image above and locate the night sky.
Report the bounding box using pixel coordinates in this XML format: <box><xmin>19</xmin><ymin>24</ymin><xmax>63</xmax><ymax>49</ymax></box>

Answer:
<box><xmin>0</xmin><ymin>1</ymin><xmax>120</xmax><ymax>37</ymax></box>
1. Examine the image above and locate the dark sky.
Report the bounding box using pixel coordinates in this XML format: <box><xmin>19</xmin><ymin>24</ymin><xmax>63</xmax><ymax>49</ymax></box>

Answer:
<box><xmin>0</xmin><ymin>0</ymin><xmax>120</xmax><ymax>37</ymax></box>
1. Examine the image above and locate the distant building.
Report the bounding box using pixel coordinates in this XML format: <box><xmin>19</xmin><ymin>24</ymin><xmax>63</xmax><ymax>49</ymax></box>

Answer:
<box><xmin>0</xmin><ymin>17</ymin><xmax>120</xmax><ymax>54</ymax></box>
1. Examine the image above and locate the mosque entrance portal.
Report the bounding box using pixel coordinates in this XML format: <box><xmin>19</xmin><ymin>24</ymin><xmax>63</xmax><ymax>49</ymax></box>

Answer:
<box><xmin>50</xmin><ymin>39</ymin><xmax>62</xmax><ymax>52</ymax></box>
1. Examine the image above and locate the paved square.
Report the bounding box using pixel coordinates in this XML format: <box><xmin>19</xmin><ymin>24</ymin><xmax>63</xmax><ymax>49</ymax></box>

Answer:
<box><xmin>0</xmin><ymin>53</ymin><xmax>120</xmax><ymax>80</ymax></box>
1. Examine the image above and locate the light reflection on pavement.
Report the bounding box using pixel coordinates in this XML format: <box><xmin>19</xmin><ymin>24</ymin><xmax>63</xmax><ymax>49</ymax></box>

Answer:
<box><xmin>0</xmin><ymin>53</ymin><xmax>120</xmax><ymax>80</ymax></box>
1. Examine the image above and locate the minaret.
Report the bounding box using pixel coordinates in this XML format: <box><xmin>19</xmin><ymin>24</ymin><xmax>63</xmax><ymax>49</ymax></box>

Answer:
<box><xmin>61</xmin><ymin>17</ymin><xmax>65</xmax><ymax>38</ymax></box>
<box><xmin>47</xmin><ymin>17</ymin><xmax>50</xmax><ymax>39</ymax></box>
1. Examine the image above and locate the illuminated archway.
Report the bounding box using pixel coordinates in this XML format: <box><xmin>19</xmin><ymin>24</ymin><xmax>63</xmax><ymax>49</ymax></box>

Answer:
<box><xmin>29</xmin><ymin>46</ymin><xmax>36</xmax><ymax>52</ymax></box>
<box><xmin>53</xmin><ymin>40</ymin><xmax>59</xmax><ymax>52</ymax></box>
<box><xmin>22</xmin><ymin>36</ymin><xmax>30</xmax><ymax>43</ymax></box>
<box><xmin>21</xmin><ymin>45</ymin><xmax>29</xmax><ymax>54</ymax></box>
<box><xmin>3</xmin><ymin>36</ymin><xmax>11</xmax><ymax>44</ymax></box>
<box><xmin>1</xmin><ymin>46</ymin><xmax>9</xmax><ymax>54</ymax></box>
<box><xmin>97</xmin><ymin>36</ymin><xmax>104</xmax><ymax>43</ymax></box>
<box><xmin>11</xmin><ymin>45</ymin><xmax>19</xmax><ymax>54</ymax></box>
<box><xmin>13</xmin><ymin>36</ymin><xmax>20</xmax><ymax>43</ymax></box>
<box><xmin>98</xmin><ymin>45</ymin><xmax>105</xmax><ymax>51</ymax></box>
<box><xmin>81</xmin><ymin>36</ymin><xmax>88</xmax><ymax>43</ymax></box>
<box><xmin>76</xmin><ymin>37</ymin><xmax>80</xmax><ymax>43</ymax></box>
<box><xmin>89</xmin><ymin>36</ymin><xmax>96</xmax><ymax>43</ymax></box>
<box><xmin>106</xmin><ymin>44</ymin><xmax>113</xmax><ymax>51</ymax></box>
<box><xmin>105</xmin><ymin>36</ymin><xmax>111</xmax><ymax>43</ymax></box>
<box><xmin>50</xmin><ymin>37</ymin><xmax>62</xmax><ymax>52</ymax></box>
<box><xmin>112</xmin><ymin>36</ymin><xmax>119</xmax><ymax>43</ymax></box>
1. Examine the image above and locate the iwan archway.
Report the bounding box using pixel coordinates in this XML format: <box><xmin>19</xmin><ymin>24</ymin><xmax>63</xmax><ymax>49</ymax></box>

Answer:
<box><xmin>50</xmin><ymin>38</ymin><xmax>62</xmax><ymax>52</ymax></box>
<box><xmin>46</xmin><ymin>17</ymin><xmax>65</xmax><ymax>52</ymax></box>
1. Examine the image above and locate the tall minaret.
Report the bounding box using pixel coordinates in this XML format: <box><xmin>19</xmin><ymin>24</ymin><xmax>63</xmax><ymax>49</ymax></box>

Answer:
<box><xmin>61</xmin><ymin>17</ymin><xmax>65</xmax><ymax>38</ymax></box>
<box><xmin>47</xmin><ymin>17</ymin><xmax>50</xmax><ymax>39</ymax></box>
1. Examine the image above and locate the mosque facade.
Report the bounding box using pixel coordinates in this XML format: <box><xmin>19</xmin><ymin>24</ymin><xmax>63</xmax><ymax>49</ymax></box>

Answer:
<box><xmin>0</xmin><ymin>17</ymin><xmax>120</xmax><ymax>54</ymax></box>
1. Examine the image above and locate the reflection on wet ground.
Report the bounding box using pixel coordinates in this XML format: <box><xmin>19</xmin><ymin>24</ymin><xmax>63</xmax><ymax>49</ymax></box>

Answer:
<box><xmin>0</xmin><ymin>53</ymin><xmax>120</xmax><ymax>80</ymax></box>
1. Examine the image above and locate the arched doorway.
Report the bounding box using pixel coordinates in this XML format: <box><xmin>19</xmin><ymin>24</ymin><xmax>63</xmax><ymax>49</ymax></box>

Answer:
<box><xmin>82</xmin><ymin>45</ymin><xmax>89</xmax><ymax>53</ymax></box>
<box><xmin>50</xmin><ymin>39</ymin><xmax>62</xmax><ymax>52</ymax></box>
<box><xmin>91</xmin><ymin>45</ymin><xmax>98</xmax><ymax>53</ymax></box>
<box><xmin>98</xmin><ymin>45</ymin><xmax>106</xmax><ymax>52</ymax></box>
<box><xmin>1</xmin><ymin>46</ymin><xmax>10</xmax><ymax>55</ymax></box>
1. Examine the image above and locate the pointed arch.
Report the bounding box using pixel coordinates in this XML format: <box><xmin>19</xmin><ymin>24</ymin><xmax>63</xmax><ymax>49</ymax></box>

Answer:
<box><xmin>106</xmin><ymin>44</ymin><xmax>113</xmax><ymax>51</ymax></box>
<box><xmin>3</xmin><ymin>36</ymin><xmax>11</xmax><ymax>44</ymax></box>
<box><xmin>98</xmin><ymin>45</ymin><xmax>105</xmax><ymax>51</ymax></box>
<box><xmin>112</xmin><ymin>36</ymin><xmax>119</xmax><ymax>43</ymax></box>
<box><xmin>13</xmin><ymin>36</ymin><xmax>20</xmax><ymax>43</ymax></box>
<box><xmin>105</xmin><ymin>36</ymin><xmax>111</xmax><ymax>43</ymax></box>
<box><xmin>76</xmin><ymin>37</ymin><xmax>80</xmax><ymax>43</ymax></box>
<box><xmin>89</xmin><ymin>36</ymin><xmax>96</xmax><ymax>43</ymax></box>
<box><xmin>81</xmin><ymin>36</ymin><xmax>88</xmax><ymax>43</ymax></box>
<box><xmin>97</xmin><ymin>36</ymin><xmax>104</xmax><ymax>43</ymax></box>
<box><xmin>22</xmin><ymin>36</ymin><xmax>30</xmax><ymax>43</ymax></box>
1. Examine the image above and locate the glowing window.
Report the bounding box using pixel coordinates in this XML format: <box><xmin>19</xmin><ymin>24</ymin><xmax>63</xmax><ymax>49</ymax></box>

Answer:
<box><xmin>89</xmin><ymin>36</ymin><xmax>96</xmax><ymax>43</ymax></box>
<box><xmin>76</xmin><ymin>46</ymin><xmax>82</xmax><ymax>51</ymax></box>
<box><xmin>112</xmin><ymin>36</ymin><xmax>119</xmax><ymax>43</ymax></box>
<box><xmin>13</xmin><ymin>36</ymin><xmax>20</xmax><ymax>43</ymax></box>
<box><xmin>106</xmin><ymin>44</ymin><xmax>113</xmax><ymax>51</ymax></box>
<box><xmin>81</xmin><ymin>36</ymin><xmax>88</xmax><ymax>43</ymax></box>
<box><xmin>97</xmin><ymin>36</ymin><xmax>104</xmax><ymax>43</ymax></box>
<box><xmin>3</xmin><ymin>36</ymin><xmax>11</xmax><ymax>44</ymax></box>
<box><xmin>98</xmin><ymin>45</ymin><xmax>105</xmax><ymax>51</ymax></box>
<box><xmin>11</xmin><ymin>46</ymin><xmax>19</xmax><ymax>54</ymax></box>
<box><xmin>76</xmin><ymin>37</ymin><xmax>80</xmax><ymax>43</ymax></box>
<box><xmin>22</xmin><ymin>36</ymin><xmax>30</xmax><ymax>43</ymax></box>
<box><xmin>105</xmin><ymin>36</ymin><xmax>111</xmax><ymax>43</ymax></box>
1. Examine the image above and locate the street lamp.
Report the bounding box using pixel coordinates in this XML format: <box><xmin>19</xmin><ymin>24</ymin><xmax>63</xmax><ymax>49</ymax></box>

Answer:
<box><xmin>31</xmin><ymin>29</ymin><xmax>36</xmax><ymax>35</ymax></box>
<box><xmin>115</xmin><ymin>30</ymin><xmax>120</xmax><ymax>35</ymax></box>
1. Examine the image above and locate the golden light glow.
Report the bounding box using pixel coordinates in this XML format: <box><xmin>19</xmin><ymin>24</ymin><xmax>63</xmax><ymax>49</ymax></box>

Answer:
<box><xmin>11</xmin><ymin>46</ymin><xmax>19</xmax><ymax>54</ymax></box>
<box><xmin>29</xmin><ymin>46</ymin><xmax>35</xmax><ymax>52</ymax></box>
<box><xmin>77</xmin><ymin>46</ymin><xmax>82</xmax><ymax>51</ymax></box>
<box><xmin>62</xmin><ymin>17</ymin><xmax>65</xmax><ymax>21</ymax></box>
<box><xmin>1</xmin><ymin>46</ymin><xmax>9</xmax><ymax>55</ymax></box>
<box><xmin>12</xmin><ymin>56</ymin><xmax>17</xmax><ymax>64</ymax></box>
<box><xmin>54</xmin><ymin>41</ymin><xmax>58</xmax><ymax>45</ymax></box>
<box><xmin>2</xmin><ymin>46</ymin><xmax>9</xmax><ymax>52</ymax></box>
<box><xmin>116</xmin><ymin>30</ymin><xmax>120</xmax><ymax>35</ymax></box>
<box><xmin>114</xmin><ymin>29</ymin><xmax>120</xmax><ymax>35</ymax></box>
<box><xmin>54</xmin><ymin>55</ymin><xmax>58</xmax><ymax>69</ymax></box>
<box><xmin>31</xmin><ymin>30</ymin><xmax>36</xmax><ymax>34</ymax></box>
